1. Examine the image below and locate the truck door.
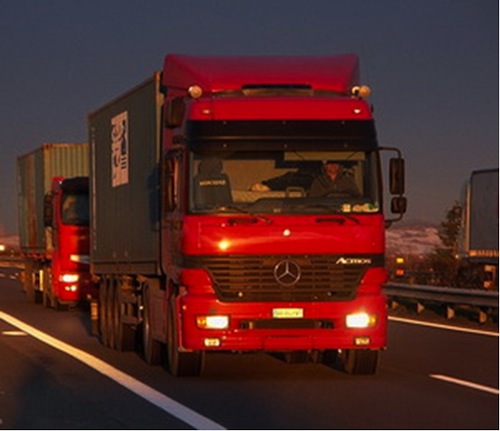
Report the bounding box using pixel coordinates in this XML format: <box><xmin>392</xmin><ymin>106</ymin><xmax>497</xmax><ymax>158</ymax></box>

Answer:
<box><xmin>161</xmin><ymin>151</ymin><xmax>184</xmax><ymax>280</ymax></box>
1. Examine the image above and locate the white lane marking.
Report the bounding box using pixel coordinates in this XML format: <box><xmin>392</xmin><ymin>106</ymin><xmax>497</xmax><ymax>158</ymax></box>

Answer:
<box><xmin>0</xmin><ymin>311</ymin><xmax>225</xmax><ymax>430</ymax></box>
<box><xmin>431</xmin><ymin>374</ymin><xmax>499</xmax><ymax>395</ymax></box>
<box><xmin>2</xmin><ymin>330</ymin><xmax>27</xmax><ymax>336</ymax></box>
<box><xmin>388</xmin><ymin>316</ymin><xmax>499</xmax><ymax>337</ymax></box>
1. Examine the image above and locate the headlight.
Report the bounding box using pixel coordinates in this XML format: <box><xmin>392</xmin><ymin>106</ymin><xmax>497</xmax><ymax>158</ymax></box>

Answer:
<box><xmin>346</xmin><ymin>312</ymin><xmax>377</xmax><ymax>329</ymax></box>
<box><xmin>196</xmin><ymin>315</ymin><xmax>229</xmax><ymax>330</ymax></box>
<box><xmin>59</xmin><ymin>274</ymin><xmax>79</xmax><ymax>283</ymax></box>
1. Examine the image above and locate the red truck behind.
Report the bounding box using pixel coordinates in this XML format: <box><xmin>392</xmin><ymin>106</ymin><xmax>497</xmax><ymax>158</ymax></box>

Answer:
<box><xmin>17</xmin><ymin>143</ymin><xmax>95</xmax><ymax>310</ymax></box>
<box><xmin>89</xmin><ymin>54</ymin><xmax>406</xmax><ymax>376</ymax></box>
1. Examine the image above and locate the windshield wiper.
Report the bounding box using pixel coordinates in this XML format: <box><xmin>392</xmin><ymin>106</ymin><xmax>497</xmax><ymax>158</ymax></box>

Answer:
<box><xmin>291</xmin><ymin>203</ymin><xmax>361</xmax><ymax>224</ymax></box>
<box><xmin>214</xmin><ymin>205</ymin><xmax>273</xmax><ymax>225</ymax></box>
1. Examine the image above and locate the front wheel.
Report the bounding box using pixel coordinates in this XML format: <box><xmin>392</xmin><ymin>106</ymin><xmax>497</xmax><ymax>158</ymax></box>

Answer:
<box><xmin>166</xmin><ymin>297</ymin><xmax>204</xmax><ymax>377</ymax></box>
<box><xmin>340</xmin><ymin>349</ymin><xmax>379</xmax><ymax>375</ymax></box>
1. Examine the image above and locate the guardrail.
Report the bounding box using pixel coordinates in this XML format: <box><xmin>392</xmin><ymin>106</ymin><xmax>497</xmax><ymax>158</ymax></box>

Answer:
<box><xmin>383</xmin><ymin>282</ymin><xmax>499</xmax><ymax>323</ymax></box>
<box><xmin>0</xmin><ymin>257</ymin><xmax>24</xmax><ymax>270</ymax></box>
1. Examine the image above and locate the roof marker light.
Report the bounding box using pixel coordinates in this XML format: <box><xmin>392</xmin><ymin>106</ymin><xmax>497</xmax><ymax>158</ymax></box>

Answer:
<box><xmin>351</xmin><ymin>85</ymin><xmax>371</xmax><ymax>98</ymax></box>
<box><xmin>188</xmin><ymin>85</ymin><xmax>203</xmax><ymax>99</ymax></box>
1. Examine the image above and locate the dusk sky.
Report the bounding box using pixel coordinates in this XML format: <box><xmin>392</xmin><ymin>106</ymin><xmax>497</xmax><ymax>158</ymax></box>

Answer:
<box><xmin>0</xmin><ymin>0</ymin><xmax>498</xmax><ymax>235</ymax></box>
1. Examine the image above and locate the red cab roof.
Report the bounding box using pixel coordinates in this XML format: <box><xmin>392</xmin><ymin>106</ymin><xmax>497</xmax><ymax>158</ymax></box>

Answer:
<box><xmin>162</xmin><ymin>54</ymin><xmax>360</xmax><ymax>94</ymax></box>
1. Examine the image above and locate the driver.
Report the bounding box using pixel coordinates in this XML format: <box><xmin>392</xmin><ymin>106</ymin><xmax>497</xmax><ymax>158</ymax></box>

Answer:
<box><xmin>308</xmin><ymin>161</ymin><xmax>361</xmax><ymax>198</ymax></box>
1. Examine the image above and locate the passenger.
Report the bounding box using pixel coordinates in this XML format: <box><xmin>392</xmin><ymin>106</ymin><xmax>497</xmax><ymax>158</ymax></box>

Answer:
<box><xmin>308</xmin><ymin>161</ymin><xmax>361</xmax><ymax>198</ymax></box>
<box><xmin>193</xmin><ymin>158</ymin><xmax>233</xmax><ymax>207</ymax></box>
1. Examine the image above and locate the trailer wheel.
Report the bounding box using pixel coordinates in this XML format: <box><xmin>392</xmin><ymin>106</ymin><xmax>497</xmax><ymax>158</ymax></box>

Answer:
<box><xmin>166</xmin><ymin>297</ymin><xmax>204</xmax><ymax>377</ymax></box>
<box><xmin>106</xmin><ymin>278</ymin><xmax>117</xmax><ymax>349</ymax></box>
<box><xmin>142</xmin><ymin>284</ymin><xmax>162</xmax><ymax>365</ymax></box>
<box><xmin>24</xmin><ymin>260</ymin><xmax>35</xmax><ymax>301</ymax></box>
<box><xmin>112</xmin><ymin>281</ymin><xmax>135</xmax><ymax>351</ymax></box>
<box><xmin>33</xmin><ymin>265</ymin><xmax>43</xmax><ymax>304</ymax></box>
<box><xmin>284</xmin><ymin>351</ymin><xmax>309</xmax><ymax>364</ymax></box>
<box><xmin>42</xmin><ymin>267</ymin><xmax>52</xmax><ymax>308</ymax></box>
<box><xmin>340</xmin><ymin>349</ymin><xmax>379</xmax><ymax>375</ymax></box>
<box><xmin>98</xmin><ymin>279</ymin><xmax>109</xmax><ymax>346</ymax></box>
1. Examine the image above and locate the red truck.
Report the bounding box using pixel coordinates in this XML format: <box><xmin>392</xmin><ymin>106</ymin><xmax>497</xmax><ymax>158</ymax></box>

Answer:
<box><xmin>89</xmin><ymin>54</ymin><xmax>406</xmax><ymax>376</ymax></box>
<box><xmin>17</xmin><ymin>144</ymin><xmax>95</xmax><ymax>310</ymax></box>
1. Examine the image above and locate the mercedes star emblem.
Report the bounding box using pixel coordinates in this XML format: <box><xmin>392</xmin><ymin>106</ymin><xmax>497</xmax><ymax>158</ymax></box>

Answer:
<box><xmin>273</xmin><ymin>259</ymin><xmax>301</xmax><ymax>286</ymax></box>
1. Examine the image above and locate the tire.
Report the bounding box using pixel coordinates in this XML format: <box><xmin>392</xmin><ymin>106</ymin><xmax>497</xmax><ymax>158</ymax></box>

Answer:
<box><xmin>24</xmin><ymin>260</ymin><xmax>35</xmax><ymax>301</ymax></box>
<box><xmin>320</xmin><ymin>349</ymin><xmax>339</xmax><ymax>366</ymax></box>
<box><xmin>42</xmin><ymin>290</ymin><xmax>50</xmax><ymax>308</ymax></box>
<box><xmin>106</xmin><ymin>278</ymin><xmax>116</xmax><ymax>349</ymax></box>
<box><xmin>90</xmin><ymin>300</ymin><xmax>99</xmax><ymax>336</ymax></box>
<box><xmin>142</xmin><ymin>284</ymin><xmax>162</xmax><ymax>365</ymax></box>
<box><xmin>166</xmin><ymin>297</ymin><xmax>204</xmax><ymax>377</ymax></box>
<box><xmin>33</xmin><ymin>264</ymin><xmax>43</xmax><ymax>304</ymax></box>
<box><xmin>113</xmin><ymin>280</ymin><xmax>135</xmax><ymax>352</ymax></box>
<box><xmin>284</xmin><ymin>351</ymin><xmax>309</xmax><ymax>364</ymax></box>
<box><xmin>340</xmin><ymin>349</ymin><xmax>379</xmax><ymax>375</ymax></box>
<box><xmin>98</xmin><ymin>279</ymin><xmax>109</xmax><ymax>346</ymax></box>
<box><xmin>54</xmin><ymin>299</ymin><xmax>69</xmax><ymax>312</ymax></box>
<box><xmin>42</xmin><ymin>267</ymin><xmax>52</xmax><ymax>308</ymax></box>
<box><xmin>34</xmin><ymin>290</ymin><xmax>43</xmax><ymax>304</ymax></box>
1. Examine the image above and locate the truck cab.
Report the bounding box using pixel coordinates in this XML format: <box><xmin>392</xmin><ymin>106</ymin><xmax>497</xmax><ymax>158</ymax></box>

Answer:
<box><xmin>159</xmin><ymin>55</ymin><xmax>406</xmax><ymax>374</ymax></box>
<box><xmin>43</xmin><ymin>176</ymin><xmax>94</xmax><ymax>308</ymax></box>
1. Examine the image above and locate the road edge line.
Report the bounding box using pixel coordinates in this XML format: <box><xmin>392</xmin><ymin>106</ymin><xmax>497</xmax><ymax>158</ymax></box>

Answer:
<box><xmin>430</xmin><ymin>374</ymin><xmax>499</xmax><ymax>395</ymax></box>
<box><xmin>388</xmin><ymin>316</ymin><xmax>499</xmax><ymax>337</ymax></box>
<box><xmin>0</xmin><ymin>311</ymin><xmax>226</xmax><ymax>430</ymax></box>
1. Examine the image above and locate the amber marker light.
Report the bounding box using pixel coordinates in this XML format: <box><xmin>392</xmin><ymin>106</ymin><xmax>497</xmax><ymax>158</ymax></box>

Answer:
<box><xmin>351</xmin><ymin>85</ymin><xmax>371</xmax><ymax>98</ymax></box>
<box><xmin>188</xmin><ymin>85</ymin><xmax>203</xmax><ymax>98</ymax></box>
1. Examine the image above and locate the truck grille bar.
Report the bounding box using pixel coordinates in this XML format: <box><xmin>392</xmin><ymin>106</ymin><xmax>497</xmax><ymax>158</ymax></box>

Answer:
<box><xmin>183</xmin><ymin>255</ymin><xmax>382</xmax><ymax>302</ymax></box>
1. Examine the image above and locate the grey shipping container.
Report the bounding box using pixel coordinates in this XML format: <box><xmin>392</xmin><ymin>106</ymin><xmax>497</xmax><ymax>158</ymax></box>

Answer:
<box><xmin>17</xmin><ymin>143</ymin><xmax>89</xmax><ymax>253</ymax></box>
<box><xmin>89</xmin><ymin>73</ymin><xmax>163</xmax><ymax>274</ymax></box>
<box><xmin>459</xmin><ymin>168</ymin><xmax>499</xmax><ymax>264</ymax></box>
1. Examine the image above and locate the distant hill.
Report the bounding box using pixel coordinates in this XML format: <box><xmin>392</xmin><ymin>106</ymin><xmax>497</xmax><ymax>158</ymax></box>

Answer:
<box><xmin>0</xmin><ymin>234</ymin><xmax>19</xmax><ymax>248</ymax></box>
<box><xmin>386</xmin><ymin>221</ymin><xmax>441</xmax><ymax>257</ymax></box>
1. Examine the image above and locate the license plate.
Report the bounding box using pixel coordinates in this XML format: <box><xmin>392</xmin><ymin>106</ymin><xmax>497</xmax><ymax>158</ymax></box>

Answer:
<box><xmin>272</xmin><ymin>308</ymin><xmax>304</xmax><ymax>319</ymax></box>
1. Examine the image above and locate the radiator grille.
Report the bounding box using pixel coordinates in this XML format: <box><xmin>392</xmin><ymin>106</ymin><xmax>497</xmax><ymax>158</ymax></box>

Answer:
<box><xmin>184</xmin><ymin>255</ymin><xmax>377</xmax><ymax>302</ymax></box>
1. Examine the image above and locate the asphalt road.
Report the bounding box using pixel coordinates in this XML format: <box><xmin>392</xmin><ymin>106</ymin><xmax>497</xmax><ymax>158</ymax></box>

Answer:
<box><xmin>0</xmin><ymin>266</ymin><xmax>498</xmax><ymax>429</ymax></box>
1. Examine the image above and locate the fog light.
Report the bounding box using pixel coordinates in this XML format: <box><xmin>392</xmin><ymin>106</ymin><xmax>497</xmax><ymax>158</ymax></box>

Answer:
<box><xmin>346</xmin><ymin>312</ymin><xmax>376</xmax><ymax>329</ymax></box>
<box><xmin>204</xmin><ymin>338</ymin><xmax>221</xmax><ymax>347</ymax></box>
<box><xmin>60</xmin><ymin>274</ymin><xmax>79</xmax><ymax>283</ymax></box>
<box><xmin>196</xmin><ymin>315</ymin><xmax>229</xmax><ymax>329</ymax></box>
<box><xmin>354</xmin><ymin>336</ymin><xmax>371</xmax><ymax>346</ymax></box>
<box><xmin>64</xmin><ymin>285</ymin><xmax>78</xmax><ymax>292</ymax></box>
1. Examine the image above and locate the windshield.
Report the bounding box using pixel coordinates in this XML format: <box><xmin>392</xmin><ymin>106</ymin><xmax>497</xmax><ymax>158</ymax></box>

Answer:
<box><xmin>189</xmin><ymin>150</ymin><xmax>381</xmax><ymax>215</ymax></box>
<box><xmin>61</xmin><ymin>193</ymin><xmax>90</xmax><ymax>225</ymax></box>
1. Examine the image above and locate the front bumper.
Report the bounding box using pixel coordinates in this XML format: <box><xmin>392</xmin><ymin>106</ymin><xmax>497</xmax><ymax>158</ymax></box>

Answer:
<box><xmin>176</xmin><ymin>293</ymin><xmax>387</xmax><ymax>352</ymax></box>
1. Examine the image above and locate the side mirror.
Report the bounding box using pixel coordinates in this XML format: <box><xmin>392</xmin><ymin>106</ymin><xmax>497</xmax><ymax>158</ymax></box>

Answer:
<box><xmin>43</xmin><ymin>194</ymin><xmax>53</xmax><ymax>226</ymax></box>
<box><xmin>389</xmin><ymin>158</ymin><xmax>405</xmax><ymax>195</ymax></box>
<box><xmin>391</xmin><ymin>196</ymin><xmax>407</xmax><ymax>214</ymax></box>
<box><xmin>165</xmin><ymin>97</ymin><xmax>185</xmax><ymax>129</ymax></box>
